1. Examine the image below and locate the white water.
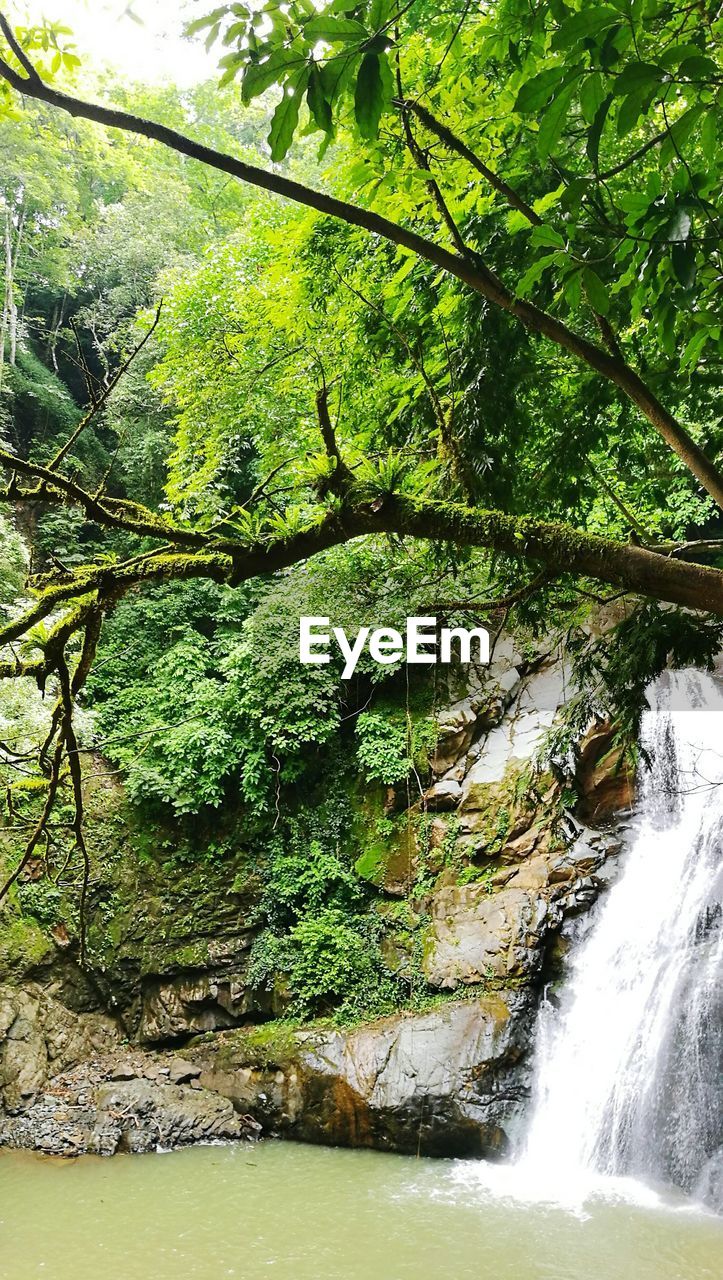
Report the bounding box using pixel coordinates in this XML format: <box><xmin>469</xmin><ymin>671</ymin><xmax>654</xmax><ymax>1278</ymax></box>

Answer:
<box><xmin>515</xmin><ymin>669</ymin><xmax>723</xmax><ymax>1210</ymax></box>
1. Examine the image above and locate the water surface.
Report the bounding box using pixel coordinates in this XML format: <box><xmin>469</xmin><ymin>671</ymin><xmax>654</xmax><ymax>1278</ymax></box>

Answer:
<box><xmin>1</xmin><ymin>1141</ymin><xmax>721</xmax><ymax>1280</ymax></box>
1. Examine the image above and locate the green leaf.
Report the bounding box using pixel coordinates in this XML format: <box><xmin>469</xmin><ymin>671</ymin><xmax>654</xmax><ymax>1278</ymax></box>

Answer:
<box><xmin>537</xmin><ymin>80</ymin><xmax>577</xmax><ymax>160</ymax></box>
<box><xmin>514</xmin><ymin>67</ymin><xmax>566</xmax><ymax>114</ymax></box>
<box><xmin>583</xmin><ymin>267</ymin><xmax>610</xmax><ymax>315</ymax></box>
<box><xmin>613</xmin><ymin>61</ymin><xmax>662</xmax><ymax>96</ymax></box>
<box><xmin>369</xmin><ymin>0</ymin><xmax>393</xmax><ymax>27</ymax></box>
<box><xmin>506</xmin><ymin>208</ymin><xmax>531</xmax><ymax>234</ymax></box>
<box><xmin>681</xmin><ymin>328</ymin><xmax>708</xmax><ymax>371</ymax></box>
<box><xmin>377</xmin><ymin>49</ymin><xmax>394</xmax><ymax>105</ymax></box>
<box><xmin>222</xmin><ymin>20</ymin><xmax>247</xmax><ymax>47</ymax></box>
<box><xmin>219</xmin><ymin>52</ymin><xmax>244</xmax><ymax>88</ymax></box>
<box><xmin>659</xmin><ymin>41</ymin><xmax>703</xmax><ymax>70</ymax></box>
<box><xmin>269</xmin><ymin>73</ymin><xmax>308</xmax><ymax>162</ymax></box>
<box><xmin>671</xmin><ymin>240</ymin><xmax>696</xmax><ymax>290</ymax></box>
<box><xmin>354</xmin><ymin>52</ymin><xmax>383</xmax><ymax>140</ymax></box>
<box><xmin>307</xmin><ymin>64</ymin><xmax>333</xmax><ymax>133</ymax></box>
<box><xmin>701</xmin><ymin>111</ymin><xmax>717</xmax><ymax>157</ymax></box>
<box><xmin>530</xmin><ymin>225</ymin><xmax>566</xmax><ymax>249</ymax></box>
<box><xmin>563</xmin><ymin>268</ymin><xmax>583</xmax><ymax>310</ymax></box>
<box><xmin>303</xmin><ymin>15</ymin><xmax>368</xmax><ymax>42</ymax></box>
<box><xmin>533</xmin><ymin>184</ymin><xmax>566</xmax><ymax>216</ymax></box>
<box><xmin>677</xmin><ymin>55</ymin><xmax>719</xmax><ymax>80</ymax></box>
<box><xmin>552</xmin><ymin>6</ymin><xmax>621</xmax><ymax>49</ymax></box>
<box><xmin>586</xmin><ymin>93</ymin><xmax>613</xmax><ymax>168</ymax></box>
<box><xmin>205</xmin><ymin>22</ymin><xmax>222</xmax><ymax>52</ymax></box>
<box><xmin>616</xmin><ymin>89</ymin><xmax>651</xmax><ymax>138</ymax></box>
<box><xmin>579</xmin><ymin>73</ymin><xmax>605</xmax><ymax>125</ymax></box>
<box><xmin>516</xmin><ymin>252</ymin><xmax>559</xmax><ymax>298</ymax></box>
<box><xmin>185</xmin><ymin>6</ymin><xmax>228</xmax><ymax>37</ymax></box>
<box><xmin>242</xmin><ymin>49</ymin><xmax>298</xmax><ymax>104</ymax></box>
<box><xmin>667</xmin><ymin>204</ymin><xmax>692</xmax><ymax>243</ymax></box>
<box><xmin>658</xmin><ymin>300</ymin><xmax>676</xmax><ymax>356</ymax></box>
<box><xmin>560</xmin><ymin>176</ymin><xmax>590</xmax><ymax>213</ymax></box>
<box><xmin>659</xmin><ymin>105</ymin><xmax>704</xmax><ymax>165</ymax></box>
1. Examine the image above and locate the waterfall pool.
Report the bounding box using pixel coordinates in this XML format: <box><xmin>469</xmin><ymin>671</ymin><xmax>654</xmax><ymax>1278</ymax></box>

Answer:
<box><xmin>1</xmin><ymin>1141</ymin><xmax>722</xmax><ymax>1280</ymax></box>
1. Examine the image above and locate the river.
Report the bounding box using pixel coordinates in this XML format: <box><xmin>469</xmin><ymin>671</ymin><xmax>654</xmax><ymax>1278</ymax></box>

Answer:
<box><xmin>2</xmin><ymin>1140</ymin><xmax>722</xmax><ymax>1279</ymax></box>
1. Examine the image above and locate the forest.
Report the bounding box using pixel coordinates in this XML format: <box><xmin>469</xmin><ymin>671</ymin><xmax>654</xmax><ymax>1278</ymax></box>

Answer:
<box><xmin>0</xmin><ymin>0</ymin><xmax>721</xmax><ymax>1032</ymax></box>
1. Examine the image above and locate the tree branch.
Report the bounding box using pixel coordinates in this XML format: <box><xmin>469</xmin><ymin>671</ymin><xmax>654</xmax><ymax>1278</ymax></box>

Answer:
<box><xmin>1</xmin><ymin>489</ymin><xmax>722</xmax><ymax>651</ymax></box>
<box><xmin>50</xmin><ymin>302</ymin><xmax>163</xmax><ymax>473</ymax></box>
<box><xmin>0</xmin><ymin>37</ymin><xmax>721</xmax><ymax>508</ymax></box>
<box><xmin>0</xmin><ymin>13</ymin><xmax>40</xmax><ymax>83</ymax></box>
<box><xmin>396</xmin><ymin>97</ymin><xmax>543</xmax><ymax>227</ymax></box>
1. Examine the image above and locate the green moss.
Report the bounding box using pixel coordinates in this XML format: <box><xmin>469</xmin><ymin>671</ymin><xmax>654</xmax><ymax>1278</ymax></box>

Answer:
<box><xmin>0</xmin><ymin>915</ymin><xmax>55</xmax><ymax>979</ymax></box>
<box><xmin>354</xmin><ymin>843</ymin><xmax>386</xmax><ymax>883</ymax></box>
<box><xmin>190</xmin><ymin>1020</ymin><xmax>303</xmax><ymax>1070</ymax></box>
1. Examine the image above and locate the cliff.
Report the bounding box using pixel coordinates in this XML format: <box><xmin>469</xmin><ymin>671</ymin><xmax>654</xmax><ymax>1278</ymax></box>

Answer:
<box><xmin>0</xmin><ymin>633</ymin><xmax>632</xmax><ymax>1157</ymax></box>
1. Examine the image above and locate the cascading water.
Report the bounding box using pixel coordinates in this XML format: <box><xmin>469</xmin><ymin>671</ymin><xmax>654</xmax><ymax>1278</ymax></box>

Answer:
<box><xmin>518</xmin><ymin>668</ymin><xmax>723</xmax><ymax>1209</ymax></box>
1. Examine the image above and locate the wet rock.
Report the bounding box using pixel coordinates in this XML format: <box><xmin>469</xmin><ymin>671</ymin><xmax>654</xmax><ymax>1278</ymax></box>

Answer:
<box><xmin>694</xmin><ymin>1147</ymin><xmax>723</xmax><ymax>1213</ymax></box>
<box><xmin>187</xmin><ymin>995</ymin><xmax>535</xmax><ymax>1158</ymax></box>
<box><xmin>576</xmin><ymin>720</ymin><xmax>635</xmax><ymax>822</ymax></box>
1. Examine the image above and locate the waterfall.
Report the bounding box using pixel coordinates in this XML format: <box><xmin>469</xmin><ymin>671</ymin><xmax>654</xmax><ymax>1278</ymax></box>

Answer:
<box><xmin>518</xmin><ymin>669</ymin><xmax>723</xmax><ymax>1208</ymax></box>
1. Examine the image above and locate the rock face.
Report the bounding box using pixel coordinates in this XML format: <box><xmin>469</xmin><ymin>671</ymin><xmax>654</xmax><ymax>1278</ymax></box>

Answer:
<box><xmin>423</xmin><ymin>832</ymin><xmax>610</xmax><ymax>989</ymax></box>
<box><xmin>0</xmin><ymin>636</ymin><xmax>633</xmax><ymax>1159</ymax></box>
<box><xmin>0</xmin><ymin>986</ymin><xmax>259</xmax><ymax>1155</ymax></box>
<box><xmin>138</xmin><ymin>970</ymin><xmax>258</xmax><ymax>1044</ymax></box>
<box><xmin>0</xmin><ymin>984</ymin><xmax>120</xmax><ymax>1114</ymax></box>
<box><xmin>576</xmin><ymin>719</ymin><xmax>635</xmax><ymax>822</ymax></box>
<box><xmin>186</xmin><ymin>994</ymin><xmax>535</xmax><ymax>1158</ymax></box>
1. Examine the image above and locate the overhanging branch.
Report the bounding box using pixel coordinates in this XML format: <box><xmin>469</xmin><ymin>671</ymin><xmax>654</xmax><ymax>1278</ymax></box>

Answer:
<box><xmin>0</xmin><ymin>20</ymin><xmax>722</xmax><ymax>510</ymax></box>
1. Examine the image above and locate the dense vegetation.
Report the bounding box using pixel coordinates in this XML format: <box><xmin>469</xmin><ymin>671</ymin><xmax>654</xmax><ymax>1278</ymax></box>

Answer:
<box><xmin>0</xmin><ymin>0</ymin><xmax>721</xmax><ymax>1019</ymax></box>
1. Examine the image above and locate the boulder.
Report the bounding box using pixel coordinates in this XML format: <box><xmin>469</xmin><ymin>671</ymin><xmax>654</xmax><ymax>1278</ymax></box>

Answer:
<box><xmin>187</xmin><ymin>995</ymin><xmax>535</xmax><ymax>1158</ymax></box>
<box><xmin>0</xmin><ymin>1077</ymin><xmax>257</xmax><ymax>1156</ymax></box>
<box><xmin>0</xmin><ymin>984</ymin><xmax>120</xmax><ymax>1113</ymax></box>
<box><xmin>168</xmin><ymin>1057</ymin><xmax>202</xmax><ymax>1085</ymax></box>
<box><xmin>424</xmin><ymin>778</ymin><xmax>463</xmax><ymax>810</ymax></box>
<box><xmin>432</xmin><ymin>698</ymin><xmax>479</xmax><ymax>774</ymax></box>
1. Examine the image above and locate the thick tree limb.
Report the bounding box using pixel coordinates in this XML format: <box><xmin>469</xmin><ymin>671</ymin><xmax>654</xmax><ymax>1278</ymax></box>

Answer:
<box><xmin>0</xmin><ymin>447</ymin><xmax>241</xmax><ymax>551</ymax></box>
<box><xmin>2</xmin><ymin>492</ymin><xmax>723</xmax><ymax>648</ymax></box>
<box><xmin>1</xmin><ymin>32</ymin><xmax>722</xmax><ymax>510</ymax></box>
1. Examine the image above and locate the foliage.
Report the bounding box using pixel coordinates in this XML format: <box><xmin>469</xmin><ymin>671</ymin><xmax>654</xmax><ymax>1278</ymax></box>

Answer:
<box><xmin>244</xmin><ymin>787</ymin><xmax>403</xmax><ymax>1019</ymax></box>
<box><xmin>17</xmin><ymin>879</ymin><xmax>62</xmax><ymax>926</ymax></box>
<box><xmin>0</xmin><ymin>0</ymin><xmax>722</xmax><ymax>1027</ymax></box>
<box><xmin>356</xmin><ymin>704</ymin><xmax>437</xmax><ymax>785</ymax></box>
<box><xmin>543</xmin><ymin>601</ymin><xmax>723</xmax><ymax>761</ymax></box>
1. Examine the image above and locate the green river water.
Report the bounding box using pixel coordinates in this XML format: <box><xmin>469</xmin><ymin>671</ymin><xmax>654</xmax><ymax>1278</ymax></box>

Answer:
<box><xmin>1</xmin><ymin>1141</ymin><xmax>722</xmax><ymax>1280</ymax></box>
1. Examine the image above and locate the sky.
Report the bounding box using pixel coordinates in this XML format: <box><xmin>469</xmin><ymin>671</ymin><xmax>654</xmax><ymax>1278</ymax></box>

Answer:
<box><xmin>8</xmin><ymin>0</ymin><xmax>220</xmax><ymax>85</ymax></box>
